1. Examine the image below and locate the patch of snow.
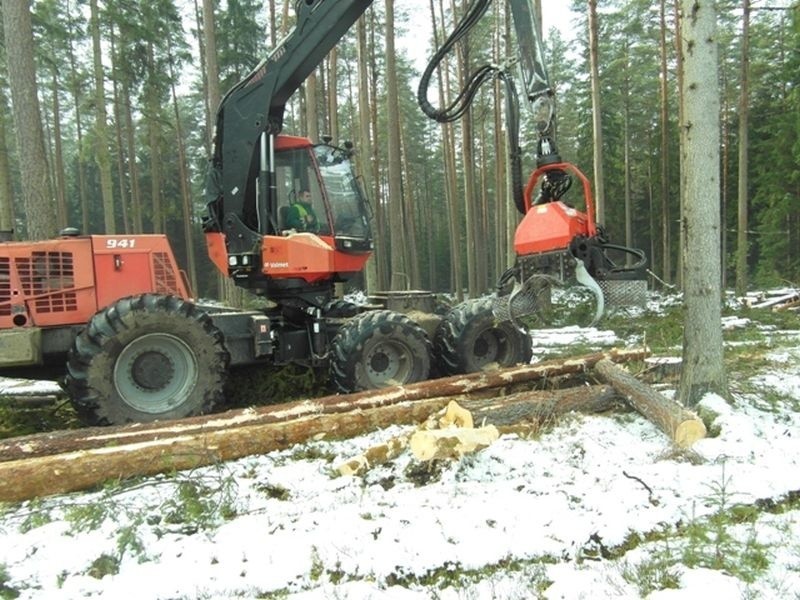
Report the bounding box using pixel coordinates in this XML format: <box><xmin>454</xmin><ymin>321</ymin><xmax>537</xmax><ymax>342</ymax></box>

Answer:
<box><xmin>1</xmin><ymin>292</ymin><xmax>800</xmax><ymax>598</ymax></box>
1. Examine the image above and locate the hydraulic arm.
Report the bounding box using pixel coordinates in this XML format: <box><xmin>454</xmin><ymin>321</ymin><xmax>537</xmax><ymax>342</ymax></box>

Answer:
<box><xmin>204</xmin><ymin>0</ymin><xmax>551</xmax><ymax>252</ymax></box>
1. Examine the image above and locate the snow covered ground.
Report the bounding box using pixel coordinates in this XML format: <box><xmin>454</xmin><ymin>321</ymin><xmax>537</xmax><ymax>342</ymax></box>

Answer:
<box><xmin>1</xmin><ymin>292</ymin><xmax>799</xmax><ymax>599</ymax></box>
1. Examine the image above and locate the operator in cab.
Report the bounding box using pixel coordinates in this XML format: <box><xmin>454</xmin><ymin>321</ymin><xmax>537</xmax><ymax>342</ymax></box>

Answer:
<box><xmin>286</xmin><ymin>190</ymin><xmax>319</xmax><ymax>232</ymax></box>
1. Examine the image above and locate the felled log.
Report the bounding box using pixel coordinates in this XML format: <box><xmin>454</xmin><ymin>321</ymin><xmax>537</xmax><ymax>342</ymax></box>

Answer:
<box><xmin>594</xmin><ymin>359</ymin><xmax>706</xmax><ymax>448</ymax></box>
<box><xmin>0</xmin><ymin>347</ymin><xmax>648</xmax><ymax>463</ymax></box>
<box><xmin>0</xmin><ymin>384</ymin><xmax>623</xmax><ymax>501</ymax></box>
<box><xmin>0</xmin><ymin>396</ymin><xmax>455</xmax><ymax>502</ymax></box>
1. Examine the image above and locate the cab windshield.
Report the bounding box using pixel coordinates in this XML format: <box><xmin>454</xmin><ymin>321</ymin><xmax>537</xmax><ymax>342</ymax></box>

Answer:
<box><xmin>313</xmin><ymin>145</ymin><xmax>371</xmax><ymax>240</ymax></box>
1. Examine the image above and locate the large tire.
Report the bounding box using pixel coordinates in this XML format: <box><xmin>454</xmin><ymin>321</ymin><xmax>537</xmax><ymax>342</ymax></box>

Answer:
<box><xmin>330</xmin><ymin>310</ymin><xmax>431</xmax><ymax>393</ymax></box>
<box><xmin>64</xmin><ymin>294</ymin><xmax>229</xmax><ymax>426</ymax></box>
<box><xmin>433</xmin><ymin>297</ymin><xmax>532</xmax><ymax>375</ymax></box>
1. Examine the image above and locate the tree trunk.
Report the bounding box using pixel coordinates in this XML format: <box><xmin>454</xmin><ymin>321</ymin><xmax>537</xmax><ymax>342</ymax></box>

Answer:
<box><xmin>304</xmin><ymin>70</ymin><xmax>319</xmax><ymax>141</ymax></box>
<box><xmin>672</xmin><ymin>0</ymin><xmax>685</xmax><ymax>290</ymax></box>
<box><xmin>368</xmin><ymin>11</ymin><xmax>388</xmax><ymax>290</ymax></box>
<box><xmin>327</xmin><ymin>47</ymin><xmax>339</xmax><ymax>142</ymax></box>
<box><xmin>659</xmin><ymin>0</ymin><xmax>672</xmax><ymax>284</ymax></box>
<box><xmin>110</xmin><ymin>28</ymin><xmax>130</xmax><ymax>234</ymax></box>
<box><xmin>202</xmin><ymin>0</ymin><xmax>239</xmax><ymax>304</ymax></box>
<box><xmin>146</xmin><ymin>42</ymin><xmax>163</xmax><ymax>233</ymax></box>
<box><xmin>595</xmin><ymin>359</ymin><xmax>706</xmax><ymax>448</ymax></box>
<box><xmin>1</xmin><ymin>0</ymin><xmax>56</xmax><ymax>240</ymax></box>
<box><xmin>65</xmin><ymin>0</ymin><xmax>89</xmax><ymax>235</ymax></box>
<box><xmin>735</xmin><ymin>0</ymin><xmax>750</xmax><ymax>296</ymax></box>
<box><xmin>90</xmin><ymin>0</ymin><xmax>116</xmax><ymax>234</ymax></box>
<box><xmin>493</xmin><ymin>0</ymin><xmax>508</xmax><ymax>280</ymax></box>
<box><xmin>588</xmin><ymin>0</ymin><xmax>606</xmax><ymax>225</ymax></box>
<box><xmin>122</xmin><ymin>80</ymin><xmax>143</xmax><ymax>234</ymax></box>
<box><xmin>168</xmin><ymin>41</ymin><xmax>198</xmax><ymax>294</ymax></box>
<box><xmin>432</xmin><ymin>0</ymin><xmax>463</xmax><ymax>299</ymax></box>
<box><xmin>622</xmin><ymin>41</ymin><xmax>632</xmax><ymax>263</ymax></box>
<box><xmin>677</xmin><ymin>0</ymin><xmax>727</xmax><ymax>406</ymax></box>
<box><xmin>49</xmin><ymin>72</ymin><xmax>68</xmax><ymax>231</ymax></box>
<box><xmin>0</xmin><ymin>84</ymin><xmax>14</xmax><ymax>233</ymax></box>
<box><xmin>356</xmin><ymin>15</ymin><xmax>377</xmax><ymax>293</ymax></box>
<box><xmin>202</xmin><ymin>0</ymin><xmax>221</xmax><ymax>130</ymax></box>
<box><xmin>400</xmin><ymin>122</ymin><xmax>420</xmax><ymax>289</ymax></box>
<box><xmin>385</xmin><ymin>0</ymin><xmax>407</xmax><ymax>290</ymax></box>
<box><xmin>455</xmin><ymin>0</ymin><xmax>478</xmax><ymax>296</ymax></box>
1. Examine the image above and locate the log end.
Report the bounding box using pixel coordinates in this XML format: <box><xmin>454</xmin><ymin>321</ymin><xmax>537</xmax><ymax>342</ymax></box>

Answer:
<box><xmin>409</xmin><ymin>426</ymin><xmax>500</xmax><ymax>461</ymax></box>
<box><xmin>674</xmin><ymin>419</ymin><xmax>707</xmax><ymax>448</ymax></box>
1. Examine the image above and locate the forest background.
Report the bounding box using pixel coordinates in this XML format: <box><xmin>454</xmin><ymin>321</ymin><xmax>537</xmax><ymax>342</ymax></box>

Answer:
<box><xmin>0</xmin><ymin>0</ymin><xmax>797</xmax><ymax>302</ymax></box>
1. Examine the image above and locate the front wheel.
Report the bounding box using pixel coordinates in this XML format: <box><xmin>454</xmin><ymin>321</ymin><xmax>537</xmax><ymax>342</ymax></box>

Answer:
<box><xmin>63</xmin><ymin>294</ymin><xmax>229</xmax><ymax>426</ymax></box>
<box><xmin>433</xmin><ymin>297</ymin><xmax>532</xmax><ymax>375</ymax></box>
<box><xmin>330</xmin><ymin>310</ymin><xmax>431</xmax><ymax>393</ymax></box>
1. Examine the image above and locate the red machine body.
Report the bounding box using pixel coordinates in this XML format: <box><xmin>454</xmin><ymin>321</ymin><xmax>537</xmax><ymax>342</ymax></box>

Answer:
<box><xmin>514</xmin><ymin>162</ymin><xmax>597</xmax><ymax>257</ymax></box>
<box><xmin>0</xmin><ymin>234</ymin><xmax>190</xmax><ymax>330</ymax></box>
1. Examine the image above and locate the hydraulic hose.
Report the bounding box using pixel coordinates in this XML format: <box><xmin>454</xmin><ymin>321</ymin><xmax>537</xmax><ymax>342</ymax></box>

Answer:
<box><xmin>417</xmin><ymin>0</ymin><xmax>527</xmax><ymax>215</ymax></box>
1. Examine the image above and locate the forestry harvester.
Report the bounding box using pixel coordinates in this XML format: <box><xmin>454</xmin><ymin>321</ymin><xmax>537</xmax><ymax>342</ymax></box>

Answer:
<box><xmin>0</xmin><ymin>0</ymin><xmax>645</xmax><ymax>426</ymax></box>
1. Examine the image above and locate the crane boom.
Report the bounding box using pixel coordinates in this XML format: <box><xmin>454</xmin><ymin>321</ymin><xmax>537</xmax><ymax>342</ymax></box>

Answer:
<box><xmin>204</xmin><ymin>0</ymin><xmax>555</xmax><ymax>251</ymax></box>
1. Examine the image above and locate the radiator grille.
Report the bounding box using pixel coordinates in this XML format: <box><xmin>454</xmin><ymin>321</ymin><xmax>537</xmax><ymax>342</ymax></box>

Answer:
<box><xmin>0</xmin><ymin>258</ymin><xmax>10</xmax><ymax>316</ymax></box>
<box><xmin>153</xmin><ymin>252</ymin><xmax>180</xmax><ymax>295</ymax></box>
<box><xmin>15</xmin><ymin>251</ymin><xmax>77</xmax><ymax>313</ymax></box>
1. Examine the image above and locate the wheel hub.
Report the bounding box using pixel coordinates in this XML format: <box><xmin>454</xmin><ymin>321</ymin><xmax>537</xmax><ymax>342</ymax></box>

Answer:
<box><xmin>370</xmin><ymin>351</ymin><xmax>391</xmax><ymax>373</ymax></box>
<box><xmin>131</xmin><ymin>351</ymin><xmax>175</xmax><ymax>391</ymax></box>
<box><xmin>473</xmin><ymin>331</ymin><xmax>500</xmax><ymax>365</ymax></box>
<box><xmin>114</xmin><ymin>333</ymin><xmax>198</xmax><ymax>414</ymax></box>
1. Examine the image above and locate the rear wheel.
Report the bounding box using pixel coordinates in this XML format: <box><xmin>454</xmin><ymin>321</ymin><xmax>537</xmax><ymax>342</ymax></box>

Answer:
<box><xmin>64</xmin><ymin>294</ymin><xmax>229</xmax><ymax>426</ymax></box>
<box><xmin>433</xmin><ymin>297</ymin><xmax>532</xmax><ymax>375</ymax></box>
<box><xmin>330</xmin><ymin>310</ymin><xmax>431</xmax><ymax>393</ymax></box>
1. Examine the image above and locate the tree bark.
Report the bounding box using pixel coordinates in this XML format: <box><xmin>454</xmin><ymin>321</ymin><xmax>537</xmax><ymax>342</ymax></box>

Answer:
<box><xmin>50</xmin><ymin>71</ymin><xmax>68</xmax><ymax>231</ymax></box>
<box><xmin>385</xmin><ymin>0</ymin><xmax>407</xmax><ymax>290</ymax></box>
<box><xmin>90</xmin><ymin>0</ymin><xmax>116</xmax><ymax>234</ymax></box>
<box><xmin>659</xmin><ymin>0</ymin><xmax>672</xmax><ymax>284</ymax></box>
<box><xmin>2</xmin><ymin>0</ymin><xmax>56</xmax><ymax>240</ymax></box>
<box><xmin>432</xmin><ymin>0</ymin><xmax>463</xmax><ymax>300</ymax></box>
<box><xmin>122</xmin><ymin>80</ymin><xmax>143</xmax><ymax>234</ymax></box>
<box><xmin>588</xmin><ymin>0</ymin><xmax>606</xmax><ymax>225</ymax></box>
<box><xmin>677</xmin><ymin>0</ymin><xmax>727</xmax><ymax>406</ymax></box>
<box><xmin>735</xmin><ymin>0</ymin><xmax>750</xmax><ymax>296</ymax></box>
<box><xmin>168</xmin><ymin>40</ymin><xmax>198</xmax><ymax>294</ymax></box>
<box><xmin>0</xmin><ymin>83</ymin><xmax>14</xmax><ymax>233</ymax></box>
<box><xmin>65</xmin><ymin>0</ymin><xmax>89</xmax><ymax>235</ymax></box>
<box><xmin>0</xmin><ymin>348</ymin><xmax>648</xmax><ymax>463</ymax></box>
<box><xmin>327</xmin><ymin>47</ymin><xmax>339</xmax><ymax>142</ymax></box>
<box><xmin>110</xmin><ymin>28</ymin><xmax>130</xmax><ymax>233</ymax></box>
<box><xmin>356</xmin><ymin>15</ymin><xmax>377</xmax><ymax>293</ymax></box>
<box><xmin>595</xmin><ymin>359</ymin><xmax>705</xmax><ymax>448</ymax></box>
<box><xmin>304</xmin><ymin>70</ymin><xmax>319</xmax><ymax>141</ymax></box>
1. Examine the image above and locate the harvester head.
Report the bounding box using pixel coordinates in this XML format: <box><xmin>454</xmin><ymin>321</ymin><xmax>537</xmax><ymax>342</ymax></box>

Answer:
<box><xmin>494</xmin><ymin>162</ymin><xmax>647</xmax><ymax>331</ymax></box>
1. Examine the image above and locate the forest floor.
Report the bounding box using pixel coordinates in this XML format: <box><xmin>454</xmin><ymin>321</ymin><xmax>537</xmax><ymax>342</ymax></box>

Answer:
<box><xmin>0</xmin><ymin>290</ymin><xmax>799</xmax><ymax>599</ymax></box>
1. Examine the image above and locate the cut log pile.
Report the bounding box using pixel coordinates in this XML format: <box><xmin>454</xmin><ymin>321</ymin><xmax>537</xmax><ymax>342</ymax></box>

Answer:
<box><xmin>0</xmin><ymin>347</ymin><xmax>708</xmax><ymax>503</ymax></box>
<box><xmin>745</xmin><ymin>289</ymin><xmax>800</xmax><ymax>311</ymax></box>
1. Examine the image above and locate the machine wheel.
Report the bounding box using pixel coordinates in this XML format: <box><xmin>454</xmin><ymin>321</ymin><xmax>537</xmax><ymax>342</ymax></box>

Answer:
<box><xmin>330</xmin><ymin>310</ymin><xmax>431</xmax><ymax>393</ymax></box>
<box><xmin>64</xmin><ymin>294</ymin><xmax>229</xmax><ymax>426</ymax></box>
<box><xmin>433</xmin><ymin>297</ymin><xmax>532</xmax><ymax>375</ymax></box>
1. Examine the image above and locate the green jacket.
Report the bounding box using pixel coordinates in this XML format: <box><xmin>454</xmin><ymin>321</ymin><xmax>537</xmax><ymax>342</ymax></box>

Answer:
<box><xmin>286</xmin><ymin>201</ymin><xmax>319</xmax><ymax>232</ymax></box>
